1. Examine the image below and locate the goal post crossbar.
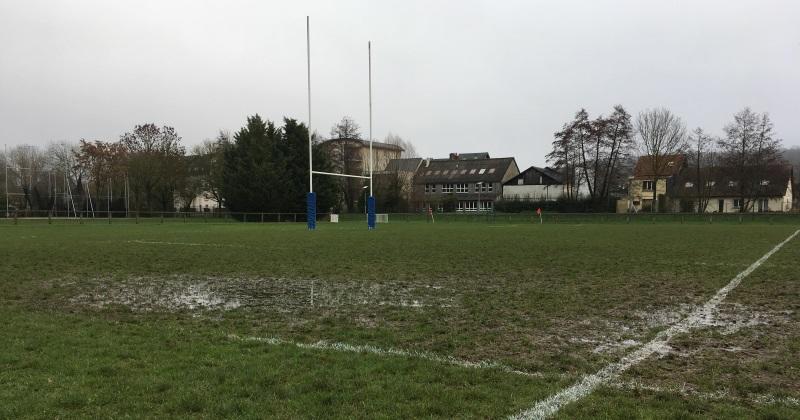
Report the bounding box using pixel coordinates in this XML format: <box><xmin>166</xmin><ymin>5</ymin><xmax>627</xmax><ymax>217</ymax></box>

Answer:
<box><xmin>311</xmin><ymin>170</ymin><xmax>370</xmax><ymax>180</ymax></box>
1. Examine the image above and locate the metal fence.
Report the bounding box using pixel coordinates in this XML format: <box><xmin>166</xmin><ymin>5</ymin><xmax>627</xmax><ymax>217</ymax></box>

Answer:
<box><xmin>1</xmin><ymin>209</ymin><xmax>799</xmax><ymax>225</ymax></box>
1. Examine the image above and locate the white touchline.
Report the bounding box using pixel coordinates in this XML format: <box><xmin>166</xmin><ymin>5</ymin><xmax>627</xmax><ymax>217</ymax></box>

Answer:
<box><xmin>227</xmin><ymin>334</ymin><xmax>543</xmax><ymax>378</ymax></box>
<box><xmin>510</xmin><ymin>228</ymin><xmax>800</xmax><ymax>420</ymax></box>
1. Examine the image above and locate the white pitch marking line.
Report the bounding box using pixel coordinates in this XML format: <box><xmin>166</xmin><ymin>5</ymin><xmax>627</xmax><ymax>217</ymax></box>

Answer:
<box><xmin>510</xmin><ymin>228</ymin><xmax>800</xmax><ymax>420</ymax></box>
<box><xmin>128</xmin><ymin>239</ymin><xmax>242</xmax><ymax>248</ymax></box>
<box><xmin>228</xmin><ymin>334</ymin><xmax>543</xmax><ymax>379</ymax></box>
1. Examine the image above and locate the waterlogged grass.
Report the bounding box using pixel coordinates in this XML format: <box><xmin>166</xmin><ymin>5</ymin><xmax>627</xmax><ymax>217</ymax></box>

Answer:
<box><xmin>1</xmin><ymin>221</ymin><xmax>798</xmax><ymax>418</ymax></box>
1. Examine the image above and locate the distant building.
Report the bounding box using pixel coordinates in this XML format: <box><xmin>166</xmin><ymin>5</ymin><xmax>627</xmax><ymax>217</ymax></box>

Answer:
<box><xmin>669</xmin><ymin>165</ymin><xmax>793</xmax><ymax>213</ymax></box>
<box><xmin>320</xmin><ymin>138</ymin><xmax>403</xmax><ymax>212</ymax></box>
<box><xmin>502</xmin><ymin>166</ymin><xmax>573</xmax><ymax>201</ymax></box>
<box><xmin>619</xmin><ymin>154</ymin><xmax>687</xmax><ymax>213</ymax></box>
<box><xmin>320</xmin><ymin>138</ymin><xmax>403</xmax><ymax>176</ymax></box>
<box><xmin>412</xmin><ymin>154</ymin><xmax>519</xmax><ymax>212</ymax></box>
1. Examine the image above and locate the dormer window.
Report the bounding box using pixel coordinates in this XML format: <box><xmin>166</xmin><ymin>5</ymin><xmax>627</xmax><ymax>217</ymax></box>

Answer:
<box><xmin>728</xmin><ymin>180</ymin><xmax>737</xmax><ymax>187</ymax></box>
<box><xmin>760</xmin><ymin>180</ymin><xmax>770</xmax><ymax>186</ymax></box>
<box><xmin>685</xmin><ymin>182</ymin><xmax>693</xmax><ymax>188</ymax></box>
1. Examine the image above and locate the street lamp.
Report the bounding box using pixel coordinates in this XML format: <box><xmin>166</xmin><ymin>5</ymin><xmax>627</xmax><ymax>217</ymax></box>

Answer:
<box><xmin>362</xmin><ymin>185</ymin><xmax>369</xmax><ymax>214</ymax></box>
<box><xmin>476</xmin><ymin>182</ymin><xmax>483</xmax><ymax>213</ymax></box>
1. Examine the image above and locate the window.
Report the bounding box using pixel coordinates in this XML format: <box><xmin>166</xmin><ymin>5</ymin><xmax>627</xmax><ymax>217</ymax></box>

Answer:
<box><xmin>488</xmin><ymin>168</ymin><xmax>496</xmax><ymax>174</ymax></box>
<box><xmin>460</xmin><ymin>169</ymin><xmax>467</xmax><ymax>175</ymax></box>
<box><xmin>539</xmin><ymin>176</ymin><xmax>543</xmax><ymax>184</ymax></box>
<box><xmin>442</xmin><ymin>170</ymin><xmax>449</xmax><ymax>175</ymax></box>
<box><xmin>479</xmin><ymin>182</ymin><xmax>491</xmax><ymax>192</ymax></box>
<box><xmin>455</xmin><ymin>183</ymin><xmax>469</xmax><ymax>193</ymax></box>
<box><xmin>425</xmin><ymin>170</ymin><xmax>432</xmax><ymax>176</ymax></box>
<box><xmin>517</xmin><ymin>179</ymin><xmax>523</xmax><ymax>185</ymax></box>
<box><xmin>433</xmin><ymin>170</ymin><xmax>441</xmax><ymax>175</ymax></box>
<box><xmin>481</xmin><ymin>201</ymin><xmax>493</xmax><ymax>211</ymax></box>
<box><xmin>728</xmin><ymin>180</ymin><xmax>737</xmax><ymax>188</ymax></box>
<box><xmin>441</xmin><ymin>184</ymin><xmax>453</xmax><ymax>193</ymax></box>
<box><xmin>642</xmin><ymin>180</ymin><xmax>654</xmax><ymax>191</ymax></box>
<box><xmin>469</xmin><ymin>169</ymin><xmax>476</xmax><ymax>174</ymax></box>
<box><xmin>487</xmin><ymin>183</ymin><xmax>493</xmax><ymax>192</ymax></box>
<box><xmin>478</xmin><ymin>168</ymin><xmax>486</xmax><ymax>174</ymax></box>
<box><xmin>457</xmin><ymin>201</ymin><xmax>478</xmax><ymax>212</ymax></box>
<box><xmin>424</xmin><ymin>184</ymin><xmax>430</xmax><ymax>193</ymax></box>
<box><xmin>733</xmin><ymin>199</ymin><xmax>743</xmax><ymax>209</ymax></box>
<box><xmin>705</xmin><ymin>181</ymin><xmax>715</xmax><ymax>187</ymax></box>
<box><xmin>760</xmin><ymin>180</ymin><xmax>770</xmax><ymax>186</ymax></box>
<box><xmin>685</xmin><ymin>182</ymin><xmax>694</xmax><ymax>188</ymax></box>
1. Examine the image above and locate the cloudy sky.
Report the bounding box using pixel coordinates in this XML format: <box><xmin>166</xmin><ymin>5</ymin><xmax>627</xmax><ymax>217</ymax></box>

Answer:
<box><xmin>1</xmin><ymin>0</ymin><xmax>798</xmax><ymax>166</ymax></box>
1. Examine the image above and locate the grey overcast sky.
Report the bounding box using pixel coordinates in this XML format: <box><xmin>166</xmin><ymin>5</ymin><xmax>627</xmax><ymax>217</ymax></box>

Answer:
<box><xmin>1</xmin><ymin>0</ymin><xmax>798</xmax><ymax>167</ymax></box>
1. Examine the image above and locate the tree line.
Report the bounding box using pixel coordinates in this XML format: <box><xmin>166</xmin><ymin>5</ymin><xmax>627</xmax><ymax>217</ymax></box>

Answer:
<box><xmin>2</xmin><ymin>114</ymin><xmax>416</xmax><ymax>215</ymax></box>
<box><xmin>545</xmin><ymin>105</ymin><xmax>788</xmax><ymax>213</ymax></box>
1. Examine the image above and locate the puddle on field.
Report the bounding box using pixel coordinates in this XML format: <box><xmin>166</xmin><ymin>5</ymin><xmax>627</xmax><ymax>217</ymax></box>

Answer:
<box><xmin>67</xmin><ymin>275</ymin><xmax>458</xmax><ymax>314</ymax></box>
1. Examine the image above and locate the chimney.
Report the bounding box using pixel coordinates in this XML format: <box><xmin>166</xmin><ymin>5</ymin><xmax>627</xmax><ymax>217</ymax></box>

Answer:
<box><xmin>449</xmin><ymin>153</ymin><xmax>460</xmax><ymax>160</ymax></box>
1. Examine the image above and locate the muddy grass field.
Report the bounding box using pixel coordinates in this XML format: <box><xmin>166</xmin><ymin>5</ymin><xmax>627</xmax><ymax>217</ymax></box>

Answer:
<box><xmin>1</xmin><ymin>221</ymin><xmax>798</xmax><ymax>418</ymax></box>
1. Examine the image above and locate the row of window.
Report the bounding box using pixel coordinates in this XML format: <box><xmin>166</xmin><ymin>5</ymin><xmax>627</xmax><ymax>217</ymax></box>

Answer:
<box><xmin>643</xmin><ymin>179</ymin><xmax>771</xmax><ymax>191</ymax></box>
<box><xmin>424</xmin><ymin>183</ymin><xmax>494</xmax><ymax>194</ymax></box>
<box><xmin>456</xmin><ymin>201</ymin><xmax>493</xmax><ymax>211</ymax></box>
<box><xmin>423</xmin><ymin>168</ymin><xmax>496</xmax><ymax>177</ymax></box>
<box><xmin>422</xmin><ymin>201</ymin><xmax>495</xmax><ymax>212</ymax></box>
<box><xmin>684</xmin><ymin>180</ymin><xmax>769</xmax><ymax>188</ymax></box>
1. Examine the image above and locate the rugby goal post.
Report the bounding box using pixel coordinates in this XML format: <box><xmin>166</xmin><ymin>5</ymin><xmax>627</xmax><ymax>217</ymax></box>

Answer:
<box><xmin>305</xmin><ymin>17</ymin><xmax>376</xmax><ymax>231</ymax></box>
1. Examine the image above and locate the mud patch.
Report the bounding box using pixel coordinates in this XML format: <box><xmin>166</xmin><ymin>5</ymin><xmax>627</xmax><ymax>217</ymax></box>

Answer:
<box><xmin>67</xmin><ymin>274</ymin><xmax>458</xmax><ymax>314</ymax></box>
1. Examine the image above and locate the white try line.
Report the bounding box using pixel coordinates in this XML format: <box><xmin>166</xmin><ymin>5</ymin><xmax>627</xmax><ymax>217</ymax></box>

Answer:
<box><xmin>510</xmin><ymin>228</ymin><xmax>800</xmax><ymax>420</ymax></box>
<box><xmin>227</xmin><ymin>334</ymin><xmax>543</xmax><ymax>379</ymax></box>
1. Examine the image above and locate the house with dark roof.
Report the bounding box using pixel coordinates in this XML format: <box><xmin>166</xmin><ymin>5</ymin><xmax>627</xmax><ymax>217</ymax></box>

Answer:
<box><xmin>412</xmin><ymin>154</ymin><xmax>519</xmax><ymax>212</ymax></box>
<box><xmin>619</xmin><ymin>154</ymin><xmax>687</xmax><ymax>212</ymax></box>
<box><xmin>669</xmin><ymin>165</ymin><xmax>793</xmax><ymax>213</ymax></box>
<box><xmin>501</xmin><ymin>166</ymin><xmax>574</xmax><ymax>201</ymax></box>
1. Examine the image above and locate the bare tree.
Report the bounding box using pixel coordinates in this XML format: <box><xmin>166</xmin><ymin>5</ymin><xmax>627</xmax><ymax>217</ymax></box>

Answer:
<box><xmin>547</xmin><ymin>110</ymin><xmax>588</xmax><ymax>200</ymax></box>
<box><xmin>188</xmin><ymin>130</ymin><xmax>229</xmax><ymax>209</ymax></box>
<box><xmin>717</xmin><ymin>108</ymin><xmax>783</xmax><ymax>212</ymax></box>
<box><xmin>547</xmin><ymin>106</ymin><xmax>633</xmax><ymax>207</ymax></box>
<box><xmin>635</xmin><ymin>108</ymin><xmax>687</xmax><ymax>212</ymax></box>
<box><xmin>687</xmin><ymin>127</ymin><xmax>717</xmax><ymax>213</ymax></box>
<box><xmin>385</xmin><ymin>132</ymin><xmax>418</xmax><ymax>158</ymax></box>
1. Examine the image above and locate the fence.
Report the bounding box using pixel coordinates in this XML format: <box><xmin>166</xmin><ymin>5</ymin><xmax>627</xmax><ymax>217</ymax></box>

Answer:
<box><xmin>1</xmin><ymin>209</ymin><xmax>799</xmax><ymax>225</ymax></box>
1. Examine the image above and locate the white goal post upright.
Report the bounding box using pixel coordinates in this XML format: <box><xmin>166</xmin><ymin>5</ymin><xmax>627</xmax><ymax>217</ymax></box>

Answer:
<box><xmin>305</xmin><ymin>17</ymin><xmax>376</xmax><ymax>230</ymax></box>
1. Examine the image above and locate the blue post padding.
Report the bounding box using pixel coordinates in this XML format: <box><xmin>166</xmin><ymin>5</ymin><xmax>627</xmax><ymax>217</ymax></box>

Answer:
<box><xmin>307</xmin><ymin>192</ymin><xmax>316</xmax><ymax>230</ymax></box>
<box><xmin>367</xmin><ymin>196</ymin><xmax>376</xmax><ymax>230</ymax></box>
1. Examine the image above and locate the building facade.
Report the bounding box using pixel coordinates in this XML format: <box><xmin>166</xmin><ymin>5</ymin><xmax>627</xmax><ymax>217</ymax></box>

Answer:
<box><xmin>412</xmin><ymin>154</ymin><xmax>519</xmax><ymax>212</ymax></box>
<box><xmin>669</xmin><ymin>165</ymin><xmax>794</xmax><ymax>213</ymax></box>
<box><xmin>619</xmin><ymin>154</ymin><xmax>686</xmax><ymax>213</ymax></box>
<box><xmin>502</xmin><ymin>166</ymin><xmax>570</xmax><ymax>201</ymax></box>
